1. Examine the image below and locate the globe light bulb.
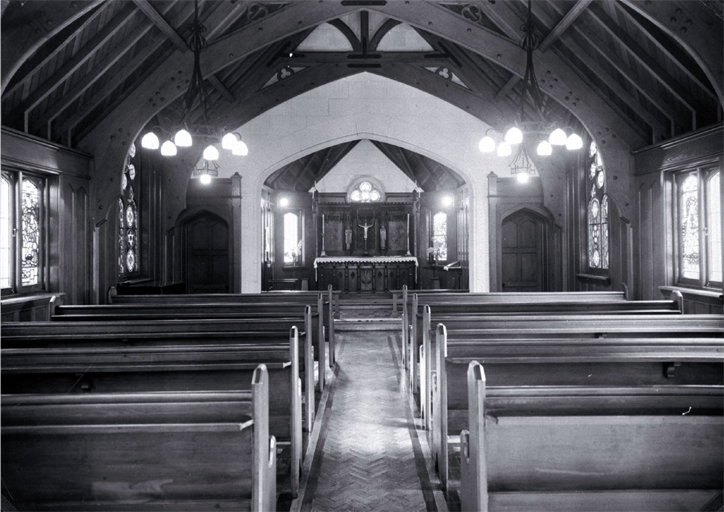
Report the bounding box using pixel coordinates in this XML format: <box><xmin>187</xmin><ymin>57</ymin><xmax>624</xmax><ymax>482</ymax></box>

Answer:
<box><xmin>549</xmin><ymin>128</ymin><xmax>567</xmax><ymax>146</ymax></box>
<box><xmin>233</xmin><ymin>140</ymin><xmax>248</xmax><ymax>156</ymax></box>
<box><xmin>478</xmin><ymin>135</ymin><xmax>496</xmax><ymax>153</ymax></box>
<box><xmin>203</xmin><ymin>145</ymin><xmax>219</xmax><ymax>161</ymax></box>
<box><xmin>516</xmin><ymin>172</ymin><xmax>530</xmax><ymax>184</ymax></box>
<box><xmin>497</xmin><ymin>141</ymin><xmax>512</xmax><ymax>157</ymax></box>
<box><xmin>504</xmin><ymin>126</ymin><xmax>523</xmax><ymax>145</ymax></box>
<box><xmin>160</xmin><ymin>140</ymin><xmax>177</xmax><ymax>156</ymax></box>
<box><xmin>141</xmin><ymin>132</ymin><xmax>159</xmax><ymax>149</ymax></box>
<box><xmin>199</xmin><ymin>174</ymin><xmax>212</xmax><ymax>185</ymax></box>
<box><xmin>566</xmin><ymin>133</ymin><xmax>583</xmax><ymax>150</ymax></box>
<box><xmin>175</xmin><ymin>129</ymin><xmax>192</xmax><ymax>147</ymax></box>
<box><xmin>537</xmin><ymin>140</ymin><xmax>552</xmax><ymax>156</ymax></box>
<box><xmin>222</xmin><ymin>133</ymin><xmax>238</xmax><ymax>150</ymax></box>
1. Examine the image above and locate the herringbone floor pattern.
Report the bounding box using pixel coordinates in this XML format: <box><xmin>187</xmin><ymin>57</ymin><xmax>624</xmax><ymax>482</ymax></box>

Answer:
<box><xmin>304</xmin><ymin>331</ymin><xmax>436</xmax><ymax>512</ymax></box>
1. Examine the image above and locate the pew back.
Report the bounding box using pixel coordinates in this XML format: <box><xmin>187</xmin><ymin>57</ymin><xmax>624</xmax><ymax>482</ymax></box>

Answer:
<box><xmin>1</xmin><ymin>366</ymin><xmax>276</xmax><ymax>512</ymax></box>
<box><xmin>460</xmin><ymin>362</ymin><xmax>724</xmax><ymax>512</ymax></box>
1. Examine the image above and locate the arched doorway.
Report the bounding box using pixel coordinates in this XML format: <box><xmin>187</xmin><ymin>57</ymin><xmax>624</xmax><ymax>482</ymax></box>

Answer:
<box><xmin>184</xmin><ymin>212</ymin><xmax>230</xmax><ymax>293</ymax></box>
<box><xmin>500</xmin><ymin>210</ymin><xmax>546</xmax><ymax>292</ymax></box>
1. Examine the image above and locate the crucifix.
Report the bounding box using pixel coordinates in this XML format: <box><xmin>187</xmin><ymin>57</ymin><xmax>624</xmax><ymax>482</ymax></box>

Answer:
<box><xmin>359</xmin><ymin>221</ymin><xmax>373</xmax><ymax>255</ymax></box>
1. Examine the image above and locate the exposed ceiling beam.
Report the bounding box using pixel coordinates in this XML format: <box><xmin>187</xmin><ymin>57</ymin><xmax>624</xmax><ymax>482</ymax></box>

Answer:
<box><xmin>544</xmin><ymin>0</ymin><xmax>688</xmax><ymax>132</ymax></box>
<box><xmin>8</xmin><ymin>2</ymin><xmax>138</xmax><ymax>130</ymax></box>
<box><xmin>372</xmin><ymin>141</ymin><xmax>418</xmax><ymax>184</ymax></box>
<box><xmin>78</xmin><ymin>2</ymin><xmax>359</xmax><ymax>154</ymax></box>
<box><xmin>329</xmin><ymin>18</ymin><xmax>362</xmax><ymax>52</ymax></box>
<box><xmin>539</xmin><ymin>0</ymin><xmax>592</xmax><ymax>53</ymax></box>
<box><xmin>132</xmin><ymin>0</ymin><xmax>187</xmax><ymax>53</ymax></box>
<box><xmin>619</xmin><ymin>0</ymin><xmax>723</xmax><ymax>106</ymax></box>
<box><xmin>1</xmin><ymin>0</ymin><xmax>105</xmax><ymax>93</ymax></box>
<box><xmin>208</xmin><ymin>75</ymin><xmax>235</xmax><ymax>103</ymax></box>
<box><xmin>612</xmin><ymin>0</ymin><xmax>719</xmax><ymax>103</ymax></box>
<box><xmin>278</xmin><ymin>51</ymin><xmax>449</xmax><ymax>66</ymax></box>
<box><xmin>368</xmin><ymin>19</ymin><xmax>401</xmax><ymax>51</ymax></box>
<box><xmin>3</xmin><ymin>4</ymin><xmax>107</xmax><ymax>101</ymax></box>
<box><xmin>58</xmin><ymin>3</ymin><xmax>198</xmax><ymax>140</ymax></box>
<box><xmin>33</xmin><ymin>2</ymin><xmax>177</xmax><ymax>135</ymax></box>
<box><xmin>586</xmin><ymin>3</ymin><xmax>698</xmax><ymax>120</ymax></box>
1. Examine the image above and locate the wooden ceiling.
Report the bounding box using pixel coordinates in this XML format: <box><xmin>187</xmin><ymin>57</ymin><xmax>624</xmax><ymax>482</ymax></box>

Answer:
<box><xmin>2</xmin><ymin>1</ymin><xmax>722</xmax><ymax>186</ymax></box>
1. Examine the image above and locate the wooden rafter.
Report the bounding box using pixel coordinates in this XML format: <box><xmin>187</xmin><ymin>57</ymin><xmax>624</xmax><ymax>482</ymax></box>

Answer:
<box><xmin>8</xmin><ymin>2</ymin><xmax>138</xmax><ymax>130</ymax></box>
<box><xmin>132</xmin><ymin>0</ymin><xmax>187</xmax><ymax>53</ymax></box>
<box><xmin>529</xmin><ymin>1</ymin><xmax>671</xmax><ymax>137</ymax></box>
<box><xmin>585</xmin><ymin>4</ymin><xmax>698</xmax><ymax>128</ymax></box>
<box><xmin>57</xmin><ymin>3</ymin><xmax>197</xmax><ymax>139</ymax></box>
<box><xmin>33</xmin><ymin>2</ymin><xmax>178</xmax><ymax>136</ymax></box>
<box><xmin>277</xmin><ymin>52</ymin><xmax>449</xmax><ymax>66</ymax></box>
<box><xmin>612</xmin><ymin>0</ymin><xmax>719</xmax><ymax>103</ymax></box>
<box><xmin>2</xmin><ymin>3</ymin><xmax>107</xmax><ymax>101</ymax></box>
<box><xmin>329</xmin><ymin>18</ymin><xmax>362</xmax><ymax>52</ymax></box>
<box><xmin>368</xmin><ymin>19</ymin><xmax>401</xmax><ymax>51</ymax></box>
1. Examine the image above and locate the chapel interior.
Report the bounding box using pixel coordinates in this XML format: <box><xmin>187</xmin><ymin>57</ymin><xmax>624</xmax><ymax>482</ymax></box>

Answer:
<box><xmin>1</xmin><ymin>1</ymin><xmax>723</xmax><ymax>511</ymax></box>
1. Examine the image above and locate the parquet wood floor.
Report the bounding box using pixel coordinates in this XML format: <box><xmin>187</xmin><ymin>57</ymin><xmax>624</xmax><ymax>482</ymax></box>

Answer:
<box><xmin>294</xmin><ymin>327</ymin><xmax>446</xmax><ymax>512</ymax></box>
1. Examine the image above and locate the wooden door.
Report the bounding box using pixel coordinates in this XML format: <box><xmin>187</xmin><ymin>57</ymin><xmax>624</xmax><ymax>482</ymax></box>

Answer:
<box><xmin>185</xmin><ymin>213</ymin><xmax>230</xmax><ymax>293</ymax></box>
<box><xmin>501</xmin><ymin>211</ymin><xmax>544</xmax><ymax>292</ymax></box>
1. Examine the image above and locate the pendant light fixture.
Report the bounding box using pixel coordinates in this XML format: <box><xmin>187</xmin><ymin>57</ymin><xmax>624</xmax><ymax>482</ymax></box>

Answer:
<box><xmin>140</xmin><ymin>0</ymin><xmax>248</xmax><ymax>166</ymax></box>
<box><xmin>478</xmin><ymin>0</ymin><xmax>581</xmax><ymax>181</ymax></box>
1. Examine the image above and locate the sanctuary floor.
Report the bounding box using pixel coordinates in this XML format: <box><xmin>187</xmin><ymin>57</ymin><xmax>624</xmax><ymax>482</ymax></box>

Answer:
<box><xmin>291</xmin><ymin>328</ymin><xmax>449</xmax><ymax>512</ymax></box>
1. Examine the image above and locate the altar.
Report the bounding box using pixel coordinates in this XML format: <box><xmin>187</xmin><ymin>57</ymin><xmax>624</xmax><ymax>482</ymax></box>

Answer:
<box><xmin>314</xmin><ymin>256</ymin><xmax>417</xmax><ymax>292</ymax></box>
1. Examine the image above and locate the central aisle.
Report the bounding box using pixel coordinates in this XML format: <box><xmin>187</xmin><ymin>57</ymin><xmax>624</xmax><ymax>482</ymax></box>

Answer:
<box><xmin>295</xmin><ymin>331</ymin><xmax>446</xmax><ymax>512</ymax></box>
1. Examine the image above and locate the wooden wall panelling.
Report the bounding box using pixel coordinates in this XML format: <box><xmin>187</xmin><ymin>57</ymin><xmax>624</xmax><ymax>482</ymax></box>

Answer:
<box><xmin>633</xmin><ymin>124</ymin><xmax>723</xmax><ymax>300</ymax></box>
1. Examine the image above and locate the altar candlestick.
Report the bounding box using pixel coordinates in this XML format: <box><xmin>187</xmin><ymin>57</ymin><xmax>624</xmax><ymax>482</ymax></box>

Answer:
<box><xmin>405</xmin><ymin>213</ymin><xmax>411</xmax><ymax>256</ymax></box>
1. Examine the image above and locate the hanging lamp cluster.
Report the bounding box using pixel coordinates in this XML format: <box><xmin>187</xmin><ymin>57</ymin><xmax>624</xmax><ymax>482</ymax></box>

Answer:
<box><xmin>140</xmin><ymin>0</ymin><xmax>248</xmax><ymax>166</ymax></box>
<box><xmin>479</xmin><ymin>0</ymin><xmax>582</xmax><ymax>183</ymax></box>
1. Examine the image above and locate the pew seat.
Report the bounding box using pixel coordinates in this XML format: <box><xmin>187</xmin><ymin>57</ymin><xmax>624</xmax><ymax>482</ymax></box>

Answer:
<box><xmin>1</xmin><ymin>366</ymin><xmax>276</xmax><ymax>512</ymax></box>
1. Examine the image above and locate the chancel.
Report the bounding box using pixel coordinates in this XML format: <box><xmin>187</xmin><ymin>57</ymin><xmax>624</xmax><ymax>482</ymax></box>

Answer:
<box><xmin>1</xmin><ymin>1</ymin><xmax>723</xmax><ymax>511</ymax></box>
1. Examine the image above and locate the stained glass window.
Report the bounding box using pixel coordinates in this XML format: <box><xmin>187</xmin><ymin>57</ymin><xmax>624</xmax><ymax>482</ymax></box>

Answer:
<box><xmin>119</xmin><ymin>143</ymin><xmax>139</xmax><ymax>277</ymax></box>
<box><xmin>432</xmin><ymin>212</ymin><xmax>448</xmax><ymax>261</ymax></box>
<box><xmin>674</xmin><ymin>167</ymin><xmax>722</xmax><ymax>288</ymax></box>
<box><xmin>348</xmin><ymin>180</ymin><xmax>383</xmax><ymax>203</ymax></box>
<box><xmin>1</xmin><ymin>176</ymin><xmax>13</xmax><ymax>289</ymax></box>
<box><xmin>678</xmin><ymin>172</ymin><xmax>700</xmax><ymax>280</ymax></box>
<box><xmin>21</xmin><ymin>179</ymin><xmax>40</xmax><ymax>286</ymax></box>
<box><xmin>676</xmin><ymin>167</ymin><xmax>722</xmax><ymax>287</ymax></box>
<box><xmin>707</xmin><ymin>171</ymin><xmax>722</xmax><ymax>284</ymax></box>
<box><xmin>587</xmin><ymin>141</ymin><xmax>608</xmax><ymax>269</ymax></box>
<box><xmin>284</xmin><ymin>212</ymin><xmax>300</xmax><ymax>265</ymax></box>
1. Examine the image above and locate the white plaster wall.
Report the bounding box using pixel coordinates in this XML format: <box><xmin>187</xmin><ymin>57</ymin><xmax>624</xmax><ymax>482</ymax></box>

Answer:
<box><xmin>314</xmin><ymin>139</ymin><xmax>417</xmax><ymax>194</ymax></box>
<box><xmin>213</xmin><ymin>73</ymin><xmax>511</xmax><ymax>293</ymax></box>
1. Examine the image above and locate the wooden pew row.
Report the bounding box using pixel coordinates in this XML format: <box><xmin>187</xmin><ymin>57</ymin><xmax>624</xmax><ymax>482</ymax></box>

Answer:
<box><xmin>459</xmin><ymin>361</ymin><xmax>724</xmax><ymax>512</ymax></box>
<box><xmin>52</xmin><ymin>302</ymin><xmax>326</xmax><ymax>394</ymax></box>
<box><xmin>1</xmin><ymin>365</ymin><xmax>277</xmax><ymax>512</ymax></box>
<box><xmin>107</xmin><ymin>288</ymin><xmax>341</xmax><ymax>369</ymax></box>
<box><xmin>415</xmin><ymin>297</ymin><xmax>684</xmax><ymax>428</ymax></box>
<box><xmin>2</xmin><ymin>321</ymin><xmax>306</xmax><ymax>497</ymax></box>
<box><xmin>430</xmin><ymin>316</ymin><xmax>724</xmax><ymax>489</ymax></box>
<box><xmin>401</xmin><ymin>289</ymin><xmax>630</xmax><ymax>392</ymax></box>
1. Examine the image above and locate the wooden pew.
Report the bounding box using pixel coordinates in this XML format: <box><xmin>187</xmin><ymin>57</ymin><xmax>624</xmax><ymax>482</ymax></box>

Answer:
<box><xmin>1</xmin><ymin>364</ymin><xmax>277</xmax><ymax>511</ymax></box>
<box><xmin>431</xmin><ymin>316</ymin><xmax>724</xmax><ymax>489</ymax></box>
<box><xmin>2</xmin><ymin>321</ymin><xmax>306</xmax><ymax>497</ymax></box>
<box><xmin>108</xmin><ymin>288</ymin><xmax>340</xmax><ymax>370</ymax></box>
<box><xmin>52</xmin><ymin>302</ymin><xmax>326</xmax><ymax>395</ymax></box>
<box><xmin>415</xmin><ymin>295</ymin><xmax>683</xmax><ymax>428</ymax></box>
<box><xmin>459</xmin><ymin>361</ymin><xmax>724</xmax><ymax>512</ymax></box>
<box><xmin>404</xmin><ymin>290</ymin><xmax>629</xmax><ymax>395</ymax></box>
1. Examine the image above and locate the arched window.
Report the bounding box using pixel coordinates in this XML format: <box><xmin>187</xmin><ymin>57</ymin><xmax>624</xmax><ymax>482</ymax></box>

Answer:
<box><xmin>284</xmin><ymin>212</ymin><xmax>301</xmax><ymax>265</ymax></box>
<box><xmin>119</xmin><ymin>144</ymin><xmax>139</xmax><ymax>277</ymax></box>
<box><xmin>431</xmin><ymin>211</ymin><xmax>448</xmax><ymax>262</ymax></box>
<box><xmin>587</xmin><ymin>141</ymin><xmax>608</xmax><ymax>270</ymax></box>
